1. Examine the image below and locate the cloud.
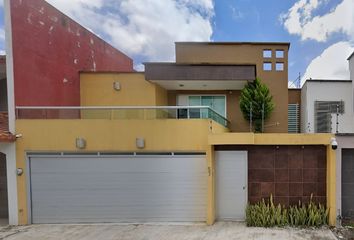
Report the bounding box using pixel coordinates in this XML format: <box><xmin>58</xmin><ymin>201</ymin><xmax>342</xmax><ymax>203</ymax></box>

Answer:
<box><xmin>46</xmin><ymin>0</ymin><xmax>214</xmax><ymax>62</ymax></box>
<box><xmin>0</xmin><ymin>28</ymin><xmax>4</xmax><ymax>41</ymax></box>
<box><xmin>301</xmin><ymin>41</ymin><xmax>354</xmax><ymax>85</ymax></box>
<box><xmin>230</xmin><ymin>5</ymin><xmax>243</xmax><ymax>20</ymax></box>
<box><xmin>280</xmin><ymin>0</ymin><xmax>354</xmax><ymax>42</ymax></box>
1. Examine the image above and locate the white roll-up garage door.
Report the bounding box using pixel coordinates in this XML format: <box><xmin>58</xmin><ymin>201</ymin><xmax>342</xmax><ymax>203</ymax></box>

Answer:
<box><xmin>28</xmin><ymin>153</ymin><xmax>207</xmax><ymax>224</ymax></box>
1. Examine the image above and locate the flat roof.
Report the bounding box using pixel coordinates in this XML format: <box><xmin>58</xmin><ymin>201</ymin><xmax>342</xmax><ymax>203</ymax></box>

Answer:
<box><xmin>305</xmin><ymin>79</ymin><xmax>352</xmax><ymax>83</ymax></box>
<box><xmin>79</xmin><ymin>71</ymin><xmax>142</xmax><ymax>74</ymax></box>
<box><xmin>144</xmin><ymin>62</ymin><xmax>255</xmax><ymax>67</ymax></box>
<box><xmin>176</xmin><ymin>41</ymin><xmax>291</xmax><ymax>48</ymax></box>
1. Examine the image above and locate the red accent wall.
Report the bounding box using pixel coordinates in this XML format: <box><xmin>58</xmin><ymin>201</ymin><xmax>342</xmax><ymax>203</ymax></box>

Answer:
<box><xmin>10</xmin><ymin>0</ymin><xmax>133</xmax><ymax>106</ymax></box>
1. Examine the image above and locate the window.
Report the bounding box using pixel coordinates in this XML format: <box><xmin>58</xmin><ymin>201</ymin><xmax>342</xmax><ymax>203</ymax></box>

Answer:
<box><xmin>263</xmin><ymin>62</ymin><xmax>272</xmax><ymax>71</ymax></box>
<box><xmin>188</xmin><ymin>96</ymin><xmax>226</xmax><ymax>118</ymax></box>
<box><xmin>177</xmin><ymin>95</ymin><xmax>226</xmax><ymax>119</ymax></box>
<box><xmin>314</xmin><ymin>101</ymin><xmax>345</xmax><ymax>133</ymax></box>
<box><xmin>276</xmin><ymin>50</ymin><xmax>284</xmax><ymax>58</ymax></box>
<box><xmin>288</xmin><ymin>104</ymin><xmax>299</xmax><ymax>133</ymax></box>
<box><xmin>276</xmin><ymin>62</ymin><xmax>284</xmax><ymax>71</ymax></box>
<box><xmin>263</xmin><ymin>49</ymin><xmax>272</xmax><ymax>58</ymax></box>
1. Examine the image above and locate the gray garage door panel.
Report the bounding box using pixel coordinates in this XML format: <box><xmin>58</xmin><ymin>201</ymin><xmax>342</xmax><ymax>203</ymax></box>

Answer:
<box><xmin>342</xmin><ymin>149</ymin><xmax>354</xmax><ymax>220</ymax></box>
<box><xmin>29</xmin><ymin>155</ymin><xmax>207</xmax><ymax>223</ymax></box>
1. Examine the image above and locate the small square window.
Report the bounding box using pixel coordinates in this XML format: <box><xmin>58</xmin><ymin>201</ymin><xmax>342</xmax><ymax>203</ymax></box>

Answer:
<box><xmin>263</xmin><ymin>62</ymin><xmax>272</xmax><ymax>71</ymax></box>
<box><xmin>276</xmin><ymin>50</ymin><xmax>284</xmax><ymax>58</ymax></box>
<box><xmin>263</xmin><ymin>50</ymin><xmax>272</xmax><ymax>58</ymax></box>
<box><xmin>276</xmin><ymin>62</ymin><xmax>284</xmax><ymax>71</ymax></box>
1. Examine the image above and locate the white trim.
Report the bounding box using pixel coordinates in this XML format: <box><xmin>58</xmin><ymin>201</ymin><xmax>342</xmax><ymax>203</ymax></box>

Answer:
<box><xmin>4</xmin><ymin>0</ymin><xmax>15</xmax><ymax>133</ymax></box>
<box><xmin>3</xmin><ymin>0</ymin><xmax>18</xmax><ymax>225</ymax></box>
<box><xmin>0</xmin><ymin>144</ymin><xmax>18</xmax><ymax>225</ymax></box>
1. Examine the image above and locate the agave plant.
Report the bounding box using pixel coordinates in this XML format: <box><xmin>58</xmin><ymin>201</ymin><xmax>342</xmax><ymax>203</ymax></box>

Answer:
<box><xmin>246</xmin><ymin>194</ymin><xmax>329</xmax><ymax>227</ymax></box>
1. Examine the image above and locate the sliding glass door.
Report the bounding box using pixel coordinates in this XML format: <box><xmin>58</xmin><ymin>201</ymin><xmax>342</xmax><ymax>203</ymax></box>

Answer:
<box><xmin>188</xmin><ymin>96</ymin><xmax>226</xmax><ymax>118</ymax></box>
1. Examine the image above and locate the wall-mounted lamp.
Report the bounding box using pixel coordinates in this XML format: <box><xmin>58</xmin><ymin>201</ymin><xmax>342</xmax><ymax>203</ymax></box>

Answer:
<box><xmin>113</xmin><ymin>81</ymin><xmax>121</xmax><ymax>91</ymax></box>
<box><xmin>16</xmin><ymin>168</ymin><xmax>23</xmax><ymax>176</ymax></box>
<box><xmin>136</xmin><ymin>137</ymin><xmax>145</xmax><ymax>149</ymax></box>
<box><xmin>76</xmin><ymin>137</ymin><xmax>87</xmax><ymax>149</ymax></box>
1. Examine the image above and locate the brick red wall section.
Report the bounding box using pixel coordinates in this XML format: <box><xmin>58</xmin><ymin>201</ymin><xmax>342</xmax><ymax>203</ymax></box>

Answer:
<box><xmin>215</xmin><ymin>145</ymin><xmax>327</xmax><ymax>206</ymax></box>
<box><xmin>10</xmin><ymin>0</ymin><xmax>133</xmax><ymax>106</ymax></box>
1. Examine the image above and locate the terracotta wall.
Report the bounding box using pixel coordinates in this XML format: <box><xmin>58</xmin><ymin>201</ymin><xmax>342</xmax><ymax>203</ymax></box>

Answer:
<box><xmin>215</xmin><ymin>145</ymin><xmax>327</xmax><ymax>206</ymax></box>
<box><xmin>10</xmin><ymin>0</ymin><xmax>133</xmax><ymax>107</ymax></box>
<box><xmin>288</xmin><ymin>89</ymin><xmax>301</xmax><ymax>104</ymax></box>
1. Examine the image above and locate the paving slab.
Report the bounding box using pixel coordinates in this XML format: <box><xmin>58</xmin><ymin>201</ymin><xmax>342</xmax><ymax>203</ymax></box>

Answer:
<box><xmin>0</xmin><ymin>222</ymin><xmax>337</xmax><ymax>240</ymax></box>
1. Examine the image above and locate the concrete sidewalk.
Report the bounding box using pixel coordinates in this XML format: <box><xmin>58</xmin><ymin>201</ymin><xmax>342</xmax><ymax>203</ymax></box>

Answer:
<box><xmin>0</xmin><ymin>222</ymin><xmax>337</xmax><ymax>240</ymax></box>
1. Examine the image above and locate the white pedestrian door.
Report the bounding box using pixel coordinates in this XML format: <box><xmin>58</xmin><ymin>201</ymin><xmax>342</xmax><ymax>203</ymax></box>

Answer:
<box><xmin>216</xmin><ymin>151</ymin><xmax>247</xmax><ymax>220</ymax></box>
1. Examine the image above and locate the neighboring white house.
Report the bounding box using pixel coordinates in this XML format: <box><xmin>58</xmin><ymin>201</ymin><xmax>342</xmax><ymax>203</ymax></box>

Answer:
<box><xmin>348</xmin><ymin>52</ymin><xmax>354</xmax><ymax>112</ymax></box>
<box><xmin>301</xmin><ymin>79</ymin><xmax>354</xmax><ymax>134</ymax></box>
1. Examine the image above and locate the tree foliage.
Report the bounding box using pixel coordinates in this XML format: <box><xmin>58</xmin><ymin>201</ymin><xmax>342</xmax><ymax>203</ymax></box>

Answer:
<box><xmin>239</xmin><ymin>78</ymin><xmax>275</xmax><ymax>132</ymax></box>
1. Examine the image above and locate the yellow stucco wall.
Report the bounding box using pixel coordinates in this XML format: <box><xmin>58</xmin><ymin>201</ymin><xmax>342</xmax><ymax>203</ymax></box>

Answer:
<box><xmin>80</xmin><ymin>72</ymin><xmax>168</xmax><ymax>106</ymax></box>
<box><xmin>15</xmin><ymin>119</ymin><xmax>335</xmax><ymax>226</ymax></box>
<box><xmin>15</xmin><ymin>119</ymin><xmax>226</xmax><ymax>224</ymax></box>
<box><xmin>327</xmin><ymin>145</ymin><xmax>336</xmax><ymax>226</ymax></box>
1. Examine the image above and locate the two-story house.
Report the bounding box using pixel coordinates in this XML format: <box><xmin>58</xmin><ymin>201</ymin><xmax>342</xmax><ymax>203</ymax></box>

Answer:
<box><xmin>300</xmin><ymin>51</ymin><xmax>354</xmax><ymax>223</ymax></box>
<box><xmin>14</xmin><ymin>42</ymin><xmax>336</xmax><ymax>226</ymax></box>
<box><xmin>2</xmin><ymin>0</ymin><xmax>337</xmax><ymax>227</ymax></box>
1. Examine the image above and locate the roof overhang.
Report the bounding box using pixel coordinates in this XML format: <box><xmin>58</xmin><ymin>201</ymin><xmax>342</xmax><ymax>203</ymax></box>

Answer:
<box><xmin>144</xmin><ymin>63</ymin><xmax>256</xmax><ymax>90</ymax></box>
<box><xmin>0</xmin><ymin>112</ymin><xmax>16</xmax><ymax>143</ymax></box>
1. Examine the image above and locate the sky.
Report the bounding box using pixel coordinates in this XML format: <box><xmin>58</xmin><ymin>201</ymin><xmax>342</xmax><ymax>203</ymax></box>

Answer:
<box><xmin>0</xmin><ymin>0</ymin><xmax>353</xmax><ymax>87</ymax></box>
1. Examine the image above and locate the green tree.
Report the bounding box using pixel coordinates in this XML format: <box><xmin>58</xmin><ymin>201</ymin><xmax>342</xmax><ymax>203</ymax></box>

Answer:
<box><xmin>239</xmin><ymin>78</ymin><xmax>275</xmax><ymax>132</ymax></box>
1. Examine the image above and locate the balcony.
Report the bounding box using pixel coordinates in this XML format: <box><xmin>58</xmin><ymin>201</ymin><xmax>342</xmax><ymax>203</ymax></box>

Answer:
<box><xmin>15</xmin><ymin>106</ymin><xmax>229</xmax><ymax>127</ymax></box>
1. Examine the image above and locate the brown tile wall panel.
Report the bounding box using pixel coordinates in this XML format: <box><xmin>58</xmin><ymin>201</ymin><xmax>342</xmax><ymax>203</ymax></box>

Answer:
<box><xmin>216</xmin><ymin>145</ymin><xmax>327</xmax><ymax>207</ymax></box>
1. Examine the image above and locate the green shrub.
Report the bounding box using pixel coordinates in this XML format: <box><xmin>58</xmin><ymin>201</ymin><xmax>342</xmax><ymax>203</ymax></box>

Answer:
<box><xmin>246</xmin><ymin>194</ymin><xmax>328</xmax><ymax>227</ymax></box>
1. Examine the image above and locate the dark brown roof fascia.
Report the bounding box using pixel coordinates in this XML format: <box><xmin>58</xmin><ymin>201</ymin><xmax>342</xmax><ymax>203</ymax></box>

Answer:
<box><xmin>175</xmin><ymin>41</ymin><xmax>291</xmax><ymax>49</ymax></box>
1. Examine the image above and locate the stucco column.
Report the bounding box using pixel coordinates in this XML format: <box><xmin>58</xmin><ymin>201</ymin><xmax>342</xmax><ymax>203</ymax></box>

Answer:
<box><xmin>327</xmin><ymin>145</ymin><xmax>336</xmax><ymax>226</ymax></box>
<box><xmin>206</xmin><ymin>145</ymin><xmax>215</xmax><ymax>225</ymax></box>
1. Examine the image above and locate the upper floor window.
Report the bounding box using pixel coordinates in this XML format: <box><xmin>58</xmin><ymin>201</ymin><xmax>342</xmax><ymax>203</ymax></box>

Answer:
<box><xmin>314</xmin><ymin>101</ymin><xmax>344</xmax><ymax>133</ymax></box>
<box><xmin>263</xmin><ymin>62</ymin><xmax>272</xmax><ymax>71</ymax></box>
<box><xmin>177</xmin><ymin>95</ymin><xmax>226</xmax><ymax>118</ymax></box>
<box><xmin>276</xmin><ymin>50</ymin><xmax>284</xmax><ymax>58</ymax></box>
<box><xmin>263</xmin><ymin>49</ymin><xmax>272</xmax><ymax>58</ymax></box>
<box><xmin>276</xmin><ymin>62</ymin><xmax>284</xmax><ymax>71</ymax></box>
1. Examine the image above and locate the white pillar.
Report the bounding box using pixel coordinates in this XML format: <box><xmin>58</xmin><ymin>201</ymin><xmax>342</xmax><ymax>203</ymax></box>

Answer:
<box><xmin>3</xmin><ymin>0</ymin><xmax>19</xmax><ymax>225</ymax></box>
<box><xmin>0</xmin><ymin>144</ymin><xmax>18</xmax><ymax>225</ymax></box>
